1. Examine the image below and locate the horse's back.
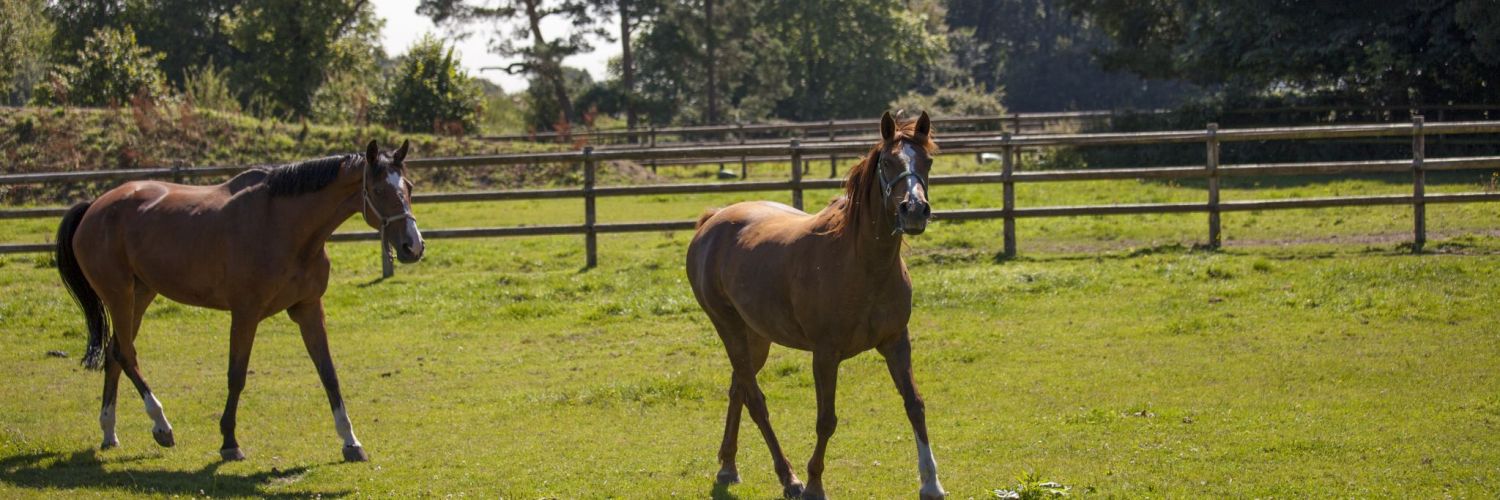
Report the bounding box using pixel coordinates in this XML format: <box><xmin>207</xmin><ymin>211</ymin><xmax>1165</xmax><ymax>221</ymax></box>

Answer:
<box><xmin>687</xmin><ymin>201</ymin><xmax>827</xmax><ymax>349</ymax></box>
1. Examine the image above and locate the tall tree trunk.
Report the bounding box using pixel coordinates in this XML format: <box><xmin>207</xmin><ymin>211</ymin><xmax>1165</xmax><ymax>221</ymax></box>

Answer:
<box><xmin>524</xmin><ymin>0</ymin><xmax>572</xmax><ymax>131</ymax></box>
<box><xmin>621</xmin><ymin>0</ymin><xmax>637</xmax><ymax>135</ymax></box>
<box><xmin>705</xmin><ymin>0</ymin><xmax>718</xmax><ymax>124</ymax></box>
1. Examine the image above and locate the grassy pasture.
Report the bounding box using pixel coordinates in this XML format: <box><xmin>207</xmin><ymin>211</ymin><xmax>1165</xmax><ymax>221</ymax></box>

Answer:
<box><xmin>2</xmin><ymin>155</ymin><xmax>1499</xmax><ymax>497</ymax></box>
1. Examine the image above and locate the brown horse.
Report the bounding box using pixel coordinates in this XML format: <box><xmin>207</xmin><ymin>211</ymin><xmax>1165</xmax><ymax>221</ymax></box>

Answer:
<box><xmin>54</xmin><ymin>140</ymin><xmax>423</xmax><ymax>462</ymax></box>
<box><xmin>687</xmin><ymin>112</ymin><xmax>944</xmax><ymax>499</ymax></box>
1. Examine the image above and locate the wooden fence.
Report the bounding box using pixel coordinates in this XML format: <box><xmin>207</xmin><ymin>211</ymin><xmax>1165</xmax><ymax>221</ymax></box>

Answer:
<box><xmin>4</xmin><ymin>117</ymin><xmax>1500</xmax><ymax>277</ymax></box>
<box><xmin>478</xmin><ymin>110</ymin><xmax>1115</xmax><ymax>145</ymax></box>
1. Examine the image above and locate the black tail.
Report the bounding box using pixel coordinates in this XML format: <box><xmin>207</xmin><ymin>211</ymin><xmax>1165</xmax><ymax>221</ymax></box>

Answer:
<box><xmin>56</xmin><ymin>201</ymin><xmax>109</xmax><ymax>371</ymax></box>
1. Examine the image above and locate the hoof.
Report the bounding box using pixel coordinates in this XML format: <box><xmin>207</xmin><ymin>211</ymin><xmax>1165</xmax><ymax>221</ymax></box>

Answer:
<box><xmin>151</xmin><ymin>428</ymin><xmax>175</xmax><ymax>447</ymax></box>
<box><xmin>782</xmin><ymin>481</ymin><xmax>806</xmax><ymax>499</ymax></box>
<box><xmin>920</xmin><ymin>490</ymin><xmax>946</xmax><ymax>500</ymax></box>
<box><xmin>220</xmin><ymin>447</ymin><xmax>245</xmax><ymax>461</ymax></box>
<box><xmin>799</xmin><ymin>492</ymin><xmax>827</xmax><ymax>500</ymax></box>
<box><xmin>342</xmin><ymin>445</ymin><xmax>368</xmax><ymax>462</ymax></box>
<box><xmin>100</xmin><ymin>439</ymin><xmax>118</xmax><ymax>450</ymax></box>
<box><xmin>715</xmin><ymin>468</ymin><xmax>741</xmax><ymax>485</ymax></box>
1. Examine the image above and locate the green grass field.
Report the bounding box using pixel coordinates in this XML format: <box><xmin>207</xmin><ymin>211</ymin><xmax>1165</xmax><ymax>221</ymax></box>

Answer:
<box><xmin>2</xmin><ymin>155</ymin><xmax>1499</xmax><ymax>497</ymax></box>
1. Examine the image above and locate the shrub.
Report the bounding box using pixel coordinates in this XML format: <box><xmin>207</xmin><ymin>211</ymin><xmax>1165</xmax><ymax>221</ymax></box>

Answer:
<box><xmin>378</xmin><ymin>34</ymin><xmax>483</xmax><ymax>134</ymax></box>
<box><xmin>32</xmin><ymin>26</ymin><xmax>167</xmax><ymax>107</ymax></box>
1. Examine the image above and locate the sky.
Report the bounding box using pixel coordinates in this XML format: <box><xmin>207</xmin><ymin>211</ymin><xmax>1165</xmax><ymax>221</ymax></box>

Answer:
<box><xmin>371</xmin><ymin>0</ymin><xmax>621</xmax><ymax>93</ymax></box>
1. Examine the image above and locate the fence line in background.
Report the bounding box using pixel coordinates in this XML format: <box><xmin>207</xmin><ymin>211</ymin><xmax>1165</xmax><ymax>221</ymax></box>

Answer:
<box><xmin>4</xmin><ymin>118</ymin><xmax>1500</xmax><ymax>276</ymax></box>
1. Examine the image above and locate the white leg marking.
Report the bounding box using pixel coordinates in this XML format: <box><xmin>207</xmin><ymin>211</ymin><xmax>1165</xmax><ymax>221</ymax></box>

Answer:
<box><xmin>917</xmin><ymin>439</ymin><xmax>945</xmax><ymax>497</ymax></box>
<box><xmin>142</xmin><ymin>392</ymin><xmax>172</xmax><ymax>434</ymax></box>
<box><xmin>334</xmin><ymin>405</ymin><xmax>362</xmax><ymax>448</ymax></box>
<box><xmin>100</xmin><ymin>404</ymin><xmax>118</xmax><ymax>447</ymax></box>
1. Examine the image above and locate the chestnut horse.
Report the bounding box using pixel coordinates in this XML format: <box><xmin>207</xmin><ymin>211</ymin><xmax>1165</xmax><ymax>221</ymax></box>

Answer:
<box><xmin>54</xmin><ymin>140</ymin><xmax>424</xmax><ymax>462</ymax></box>
<box><xmin>687</xmin><ymin>112</ymin><xmax>944</xmax><ymax>499</ymax></box>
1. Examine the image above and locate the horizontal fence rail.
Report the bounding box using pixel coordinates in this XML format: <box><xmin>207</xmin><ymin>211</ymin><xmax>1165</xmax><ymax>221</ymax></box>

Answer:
<box><xmin>4</xmin><ymin>118</ymin><xmax>1500</xmax><ymax>274</ymax></box>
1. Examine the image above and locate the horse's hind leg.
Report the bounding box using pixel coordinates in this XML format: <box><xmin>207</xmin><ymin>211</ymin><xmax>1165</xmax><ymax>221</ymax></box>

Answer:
<box><xmin>715</xmin><ymin>330</ymin><xmax>768</xmax><ymax>485</ymax></box>
<box><xmin>716</xmin><ymin>322</ymin><xmax>803</xmax><ymax>497</ymax></box>
<box><xmin>105</xmin><ymin>283</ymin><xmax>175</xmax><ymax>447</ymax></box>
<box><xmin>288</xmin><ymin>299</ymin><xmax>367</xmax><ymax>462</ymax></box>
<box><xmin>99</xmin><ymin>354</ymin><xmax>122</xmax><ymax>449</ymax></box>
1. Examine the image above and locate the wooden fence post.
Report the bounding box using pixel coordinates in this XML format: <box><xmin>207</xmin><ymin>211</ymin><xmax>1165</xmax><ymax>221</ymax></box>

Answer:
<box><xmin>1002</xmin><ymin>133</ymin><xmax>1017</xmax><ymax>258</ymax></box>
<box><xmin>1412</xmin><ymin>115</ymin><xmax>1426</xmax><ymax>253</ymax></box>
<box><xmin>648</xmin><ymin>126</ymin><xmax>658</xmax><ymax>174</ymax></box>
<box><xmin>828</xmin><ymin>120</ymin><xmax>838</xmax><ymax>178</ymax></box>
<box><xmin>790</xmin><ymin>139</ymin><xmax>804</xmax><ymax>210</ymax></box>
<box><xmin>1207</xmin><ymin>123</ymin><xmax>1222</xmax><ymax>249</ymax></box>
<box><xmin>739</xmin><ymin>122</ymin><xmax>748</xmax><ymax>179</ymax></box>
<box><xmin>584</xmin><ymin>146</ymin><xmax>598</xmax><ymax>268</ymax></box>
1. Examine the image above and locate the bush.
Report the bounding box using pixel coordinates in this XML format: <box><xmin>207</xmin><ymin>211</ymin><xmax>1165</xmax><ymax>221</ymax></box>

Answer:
<box><xmin>889</xmin><ymin>82</ymin><xmax>1006</xmax><ymax>118</ymax></box>
<box><xmin>181</xmin><ymin>61</ymin><xmax>240</xmax><ymax>114</ymax></box>
<box><xmin>32</xmin><ymin>26</ymin><xmax>167</xmax><ymax>107</ymax></box>
<box><xmin>378</xmin><ymin>34</ymin><xmax>483</xmax><ymax>134</ymax></box>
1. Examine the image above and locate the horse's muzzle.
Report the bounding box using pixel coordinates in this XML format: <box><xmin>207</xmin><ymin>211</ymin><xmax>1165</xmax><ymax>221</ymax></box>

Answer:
<box><xmin>395</xmin><ymin>221</ymin><xmax>425</xmax><ymax>263</ymax></box>
<box><xmin>898</xmin><ymin>199</ymin><xmax>932</xmax><ymax>235</ymax></box>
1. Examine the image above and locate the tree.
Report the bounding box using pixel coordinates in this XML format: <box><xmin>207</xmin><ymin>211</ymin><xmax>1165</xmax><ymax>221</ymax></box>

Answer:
<box><xmin>589</xmin><ymin>0</ymin><xmax>657</xmax><ymax>132</ymax></box>
<box><xmin>1066</xmin><ymin>0</ymin><xmax>1500</xmax><ymax>107</ymax></box>
<box><xmin>946</xmin><ymin>0</ymin><xmax>1193</xmax><ymax>112</ymax></box>
<box><xmin>33</xmin><ymin>26</ymin><xmax>168</xmax><ymax>106</ymax></box>
<box><xmin>380</xmin><ymin>34</ymin><xmax>484</xmax><ymax>134</ymax></box>
<box><xmin>228</xmin><ymin>0</ymin><xmax>380</xmax><ymax>118</ymax></box>
<box><xmin>420</xmin><ymin>0</ymin><xmax>606</xmax><ymax>131</ymax></box>
<box><xmin>0</xmin><ymin>0</ymin><xmax>53</xmax><ymax>104</ymax></box>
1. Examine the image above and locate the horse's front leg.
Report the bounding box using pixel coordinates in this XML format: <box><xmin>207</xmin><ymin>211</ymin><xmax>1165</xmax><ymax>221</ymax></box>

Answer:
<box><xmin>879</xmin><ymin>333</ymin><xmax>945</xmax><ymax>500</ymax></box>
<box><xmin>219</xmin><ymin>311</ymin><xmax>259</xmax><ymax>461</ymax></box>
<box><xmin>803</xmin><ymin>350</ymin><xmax>841</xmax><ymax>500</ymax></box>
<box><xmin>288</xmin><ymin>299</ymin><xmax>367</xmax><ymax>462</ymax></box>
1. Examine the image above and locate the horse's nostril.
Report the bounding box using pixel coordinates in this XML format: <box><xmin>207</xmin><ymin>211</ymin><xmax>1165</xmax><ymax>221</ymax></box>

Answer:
<box><xmin>920</xmin><ymin>204</ymin><xmax>931</xmax><ymax>217</ymax></box>
<box><xmin>899</xmin><ymin>202</ymin><xmax>910</xmax><ymax>214</ymax></box>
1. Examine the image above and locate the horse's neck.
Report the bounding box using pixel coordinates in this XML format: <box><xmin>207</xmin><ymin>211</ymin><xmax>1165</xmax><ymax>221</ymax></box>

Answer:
<box><xmin>274</xmin><ymin>167</ymin><xmax>364</xmax><ymax>249</ymax></box>
<box><xmin>821</xmin><ymin>197</ymin><xmax>904</xmax><ymax>272</ymax></box>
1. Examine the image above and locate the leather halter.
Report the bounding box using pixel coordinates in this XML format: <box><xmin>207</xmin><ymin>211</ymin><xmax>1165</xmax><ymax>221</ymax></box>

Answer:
<box><xmin>360</xmin><ymin>155</ymin><xmax>416</xmax><ymax>245</ymax></box>
<box><xmin>877</xmin><ymin>142</ymin><xmax>930</xmax><ymax>235</ymax></box>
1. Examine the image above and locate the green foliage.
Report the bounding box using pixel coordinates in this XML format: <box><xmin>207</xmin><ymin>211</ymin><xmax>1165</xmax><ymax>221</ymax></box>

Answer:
<box><xmin>227</xmin><ymin>0</ymin><xmax>384</xmax><ymax>119</ymax></box>
<box><xmin>945</xmin><ymin>0</ymin><xmax>1195</xmax><ymax>112</ymax></box>
<box><xmin>1067</xmin><ymin>0</ymin><xmax>1500</xmax><ymax>107</ymax></box>
<box><xmin>632</xmin><ymin>0</ymin><xmax>943</xmax><ymax>123</ymax></box>
<box><xmin>994</xmin><ymin>471</ymin><xmax>1071</xmax><ymax>499</ymax></box>
<box><xmin>524</xmin><ymin>67</ymin><xmax>596</xmax><ymax>133</ymax></box>
<box><xmin>891</xmin><ymin>82</ymin><xmax>1005</xmax><ymax>117</ymax></box>
<box><xmin>32</xmin><ymin>26</ymin><xmax>167</xmax><ymax>107</ymax></box>
<box><xmin>419</xmin><ymin>0</ymin><xmax>607</xmax><ymax>130</ymax></box>
<box><xmin>379</xmin><ymin>34</ymin><xmax>484</xmax><ymax>134</ymax></box>
<box><xmin>0</xmin><ymin>0</ymin><xmax>54</xmax><ymax>105</ymax></box>
<box><xmin>181</xmin><ymin>61</ymin><xmax>240</xmax><ymax>114</ymax></box>
<box><xmin>475</xmin><ymin>80</ymin><xmax>528</xmax><ymax>135</ymax></box>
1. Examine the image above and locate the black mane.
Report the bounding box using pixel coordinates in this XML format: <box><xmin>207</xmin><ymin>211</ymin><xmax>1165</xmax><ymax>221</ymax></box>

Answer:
<box><xmin>235</xmin><ymin>155</ymin><xmax>354</xmax><ymax>197</ymax></box>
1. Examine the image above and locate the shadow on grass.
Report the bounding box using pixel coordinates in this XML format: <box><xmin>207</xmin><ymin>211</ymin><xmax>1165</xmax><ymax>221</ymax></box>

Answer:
<box><xmin>0</xmin><ymin>450</ymin><xmax>350</xmax><ymax>498</ymax></box>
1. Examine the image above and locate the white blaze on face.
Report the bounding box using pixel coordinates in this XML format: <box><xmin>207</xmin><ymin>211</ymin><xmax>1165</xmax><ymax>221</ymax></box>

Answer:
<box><xmin>143</xmin><ymin>392</ymin><xmax>172</xmax><ymax>434</ymax></box>
<box><xmin>917</xmin><ymin>439</ymin><xmax>945</xmax><ymax>497</ymax></box>
<box><xmin>100</xmin><ymin>403</ymin><xmax>118</xmax><ymax>445</ymax></box>
<box><xmin>334</xmin><ymin>405</ymin><xmax>362</xmax><ymax>448</ymax></box>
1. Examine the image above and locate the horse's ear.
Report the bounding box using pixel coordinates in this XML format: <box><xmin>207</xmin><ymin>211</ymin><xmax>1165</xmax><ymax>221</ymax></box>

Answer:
<box><xmin>880</xmin><ymin>111</ymin><xmax>896</xmax><ymax>142</ymax></box>
<box><xmin>393</xmin><ymin>139</ymin><xmax>410</xmax><ymax>167</ymax></box>
<box><xmin>915</xmin><ymin>111</ymin><xmax>931</xmax><ymax>139</ymax></box>
<box><xmin>366</xmin><ymin>140</ymin><xmax>380</xmax><ymax>170</ymax></box>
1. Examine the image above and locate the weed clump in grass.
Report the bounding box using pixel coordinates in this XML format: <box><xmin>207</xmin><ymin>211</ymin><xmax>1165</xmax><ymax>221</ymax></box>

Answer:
<box><xmin>994</xmin><ymin>471</ymin><xmax>1072</xmax><ymax>499</ymax></box>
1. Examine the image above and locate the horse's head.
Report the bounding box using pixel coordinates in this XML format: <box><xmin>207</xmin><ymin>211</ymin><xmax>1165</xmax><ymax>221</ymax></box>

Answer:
<box><xmin>361</xmin><ymin>139</ymin><xmax>425</xmax><ymax>263</ymax></box>
<box><xmin>876</xmin><ymin>111</ymin><xmax>934</xmax><ymax>235</ymax></box>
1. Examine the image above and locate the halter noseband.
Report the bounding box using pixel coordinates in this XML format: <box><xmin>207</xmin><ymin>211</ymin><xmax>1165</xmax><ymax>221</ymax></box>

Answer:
<box><xmin>360</xmin><ymin>155</ymin><xmax>416</xmax><ymax>245</ymax></box>
<box><xmin>877</xmin><ymin>142</ymin><xmax>930</xmax><ymax>236</ymax></box>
